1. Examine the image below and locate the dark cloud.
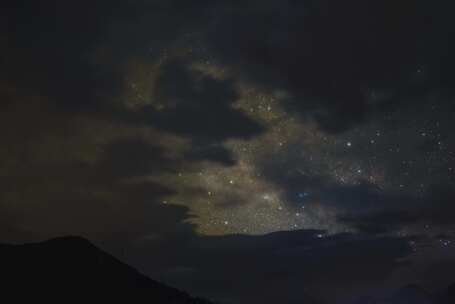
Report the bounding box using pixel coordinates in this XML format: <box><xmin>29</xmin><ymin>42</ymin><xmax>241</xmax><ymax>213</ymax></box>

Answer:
<box><xmin>184</xmin><ymin>143</ymin><xmax>236</xmax><ymax>166</ymax></box>
<box><xmin>207</xmin><ymin>0</ymin><xmax>455</xmax><ymax>132</ymax></box>
<box><xmin>129</xmin><ymin>59</ymin><xmax>264</xmax><ymax>141</ymax></box>
<box><xmin>0</xmin><ymin>136</ymin><xmax>187</xmax><ymax>242</ymax></box>
<box><xmin>1</xmin><ymin>1</ymin><xmax>263</xmax><ymax>144</ymax></box>
<box><xmin>341</xmin><ymin>185</ymin><xmax>455</xmax><ymax>234</ymax></box>
<box><xmin>100</xmin><ymin>139</ymin><xmax>174</xmax><ymax>178</ymax></box>
<box><xmin>4</xmin><ymin>1</ymin><xmax>455</xmax><ymax>134</ymax></box>
<box><xmin>1</xmin><ymin>0</ymin><xmax>123</xmax><ymax>110</ymax></box>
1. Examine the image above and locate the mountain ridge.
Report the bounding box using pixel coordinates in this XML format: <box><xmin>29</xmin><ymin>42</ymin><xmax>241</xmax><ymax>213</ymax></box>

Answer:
<box><xmin>0</xmin><ymin>236</ymin><xmax>214</xmax><ymax>303</ymax></box>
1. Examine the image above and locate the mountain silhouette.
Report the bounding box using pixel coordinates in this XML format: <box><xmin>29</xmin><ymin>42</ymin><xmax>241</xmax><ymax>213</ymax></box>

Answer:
<box><xmin>351</xmin><ymin>283</ymin><xmax>455</xmax><ymax>304</ymax></box>
<box><xmin>385</xmin><ymin>284</ymin><xmax>435</xmax><ymax>304</ymax></box>
<box><xmin>0</xmin><ymin>236</ymin><xmax>214</xmax><ymax>303</ymax></box>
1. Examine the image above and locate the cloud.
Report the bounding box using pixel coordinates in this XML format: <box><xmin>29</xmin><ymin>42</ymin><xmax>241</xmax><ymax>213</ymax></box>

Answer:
<box><xmin>128</xmin><ymin>59</ymin><xmax>264</xmax><ymax>141</ymax></box>
<box><xmin>340</xmin><ymin>185</ymin><xmax>455</xmax><ymax>234</ymax></box>
<box><xmin>5</xmin><ymin>0</ymin><xmax>455</xmax><ymax>134</ymax></box>
<box><xmin>206</xmin><ymin>0</ymin><xmax>455</xmax><ymax>132</ymax></box>
<box><xmin>184</xmin><ymin>144</ymin><xmax>236</xmax><ymax>166</ymax></box>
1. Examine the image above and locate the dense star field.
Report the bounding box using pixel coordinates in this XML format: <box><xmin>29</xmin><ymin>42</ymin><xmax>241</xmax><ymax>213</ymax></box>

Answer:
<box><xmin>2</xmin><ymin>1</ymin><xmax>455</xmax><ymax>303</ymax></box>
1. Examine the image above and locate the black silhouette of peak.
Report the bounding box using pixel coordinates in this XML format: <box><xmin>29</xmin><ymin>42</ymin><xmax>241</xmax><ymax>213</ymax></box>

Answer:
<box><xmin>0</xmin><ymin>236</ymin><xmax>214</xmax><ymax>303</ymax></box>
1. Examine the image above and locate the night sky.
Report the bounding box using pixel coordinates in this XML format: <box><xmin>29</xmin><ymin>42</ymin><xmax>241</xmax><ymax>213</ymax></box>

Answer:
<box><xmin>2</xmin><ymin>1</ymin><xmax>455</xmax><ymax>303</ymax></box>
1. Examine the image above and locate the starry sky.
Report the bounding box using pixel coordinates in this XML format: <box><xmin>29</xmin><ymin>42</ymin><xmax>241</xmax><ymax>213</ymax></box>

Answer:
<box><xmin>2</xmin><ymin>1</ymin><xmax>455</xmax><ymax>303</ymax></box>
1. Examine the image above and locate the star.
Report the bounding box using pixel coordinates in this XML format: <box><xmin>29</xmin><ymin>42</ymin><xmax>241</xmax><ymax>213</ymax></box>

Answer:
<box><xmin>262</xmin><ymin>194</ymin><xmax>272</xmax><ymax>201</ymax></box>
<box><xmin>298</xmin><ymin>192</ymin><xmax>309</xmax><ymax>198</ymax></box>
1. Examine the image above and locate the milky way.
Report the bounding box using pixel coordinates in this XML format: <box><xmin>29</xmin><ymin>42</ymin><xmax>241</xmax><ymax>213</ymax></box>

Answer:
<box><xmin>122</xmin><ymin>50</ymin><xmax>455</xmax><ymax>239</ymax></box>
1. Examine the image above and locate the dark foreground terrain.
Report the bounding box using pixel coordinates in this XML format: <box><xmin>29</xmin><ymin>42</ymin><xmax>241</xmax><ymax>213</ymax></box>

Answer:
<box><xmin>0</xmin><ymin>236</ymin><xmax>213</xmax><ymax>303</ymax></box>
<box><xmin>1</xmin><ymin>236</ymin><xmax>454</xmax><ymax>304</ymax></box>
<box><xmin>351</xmin><ymin>283</ymin><xmax>455</xmax><ymax>304</ymax></box>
